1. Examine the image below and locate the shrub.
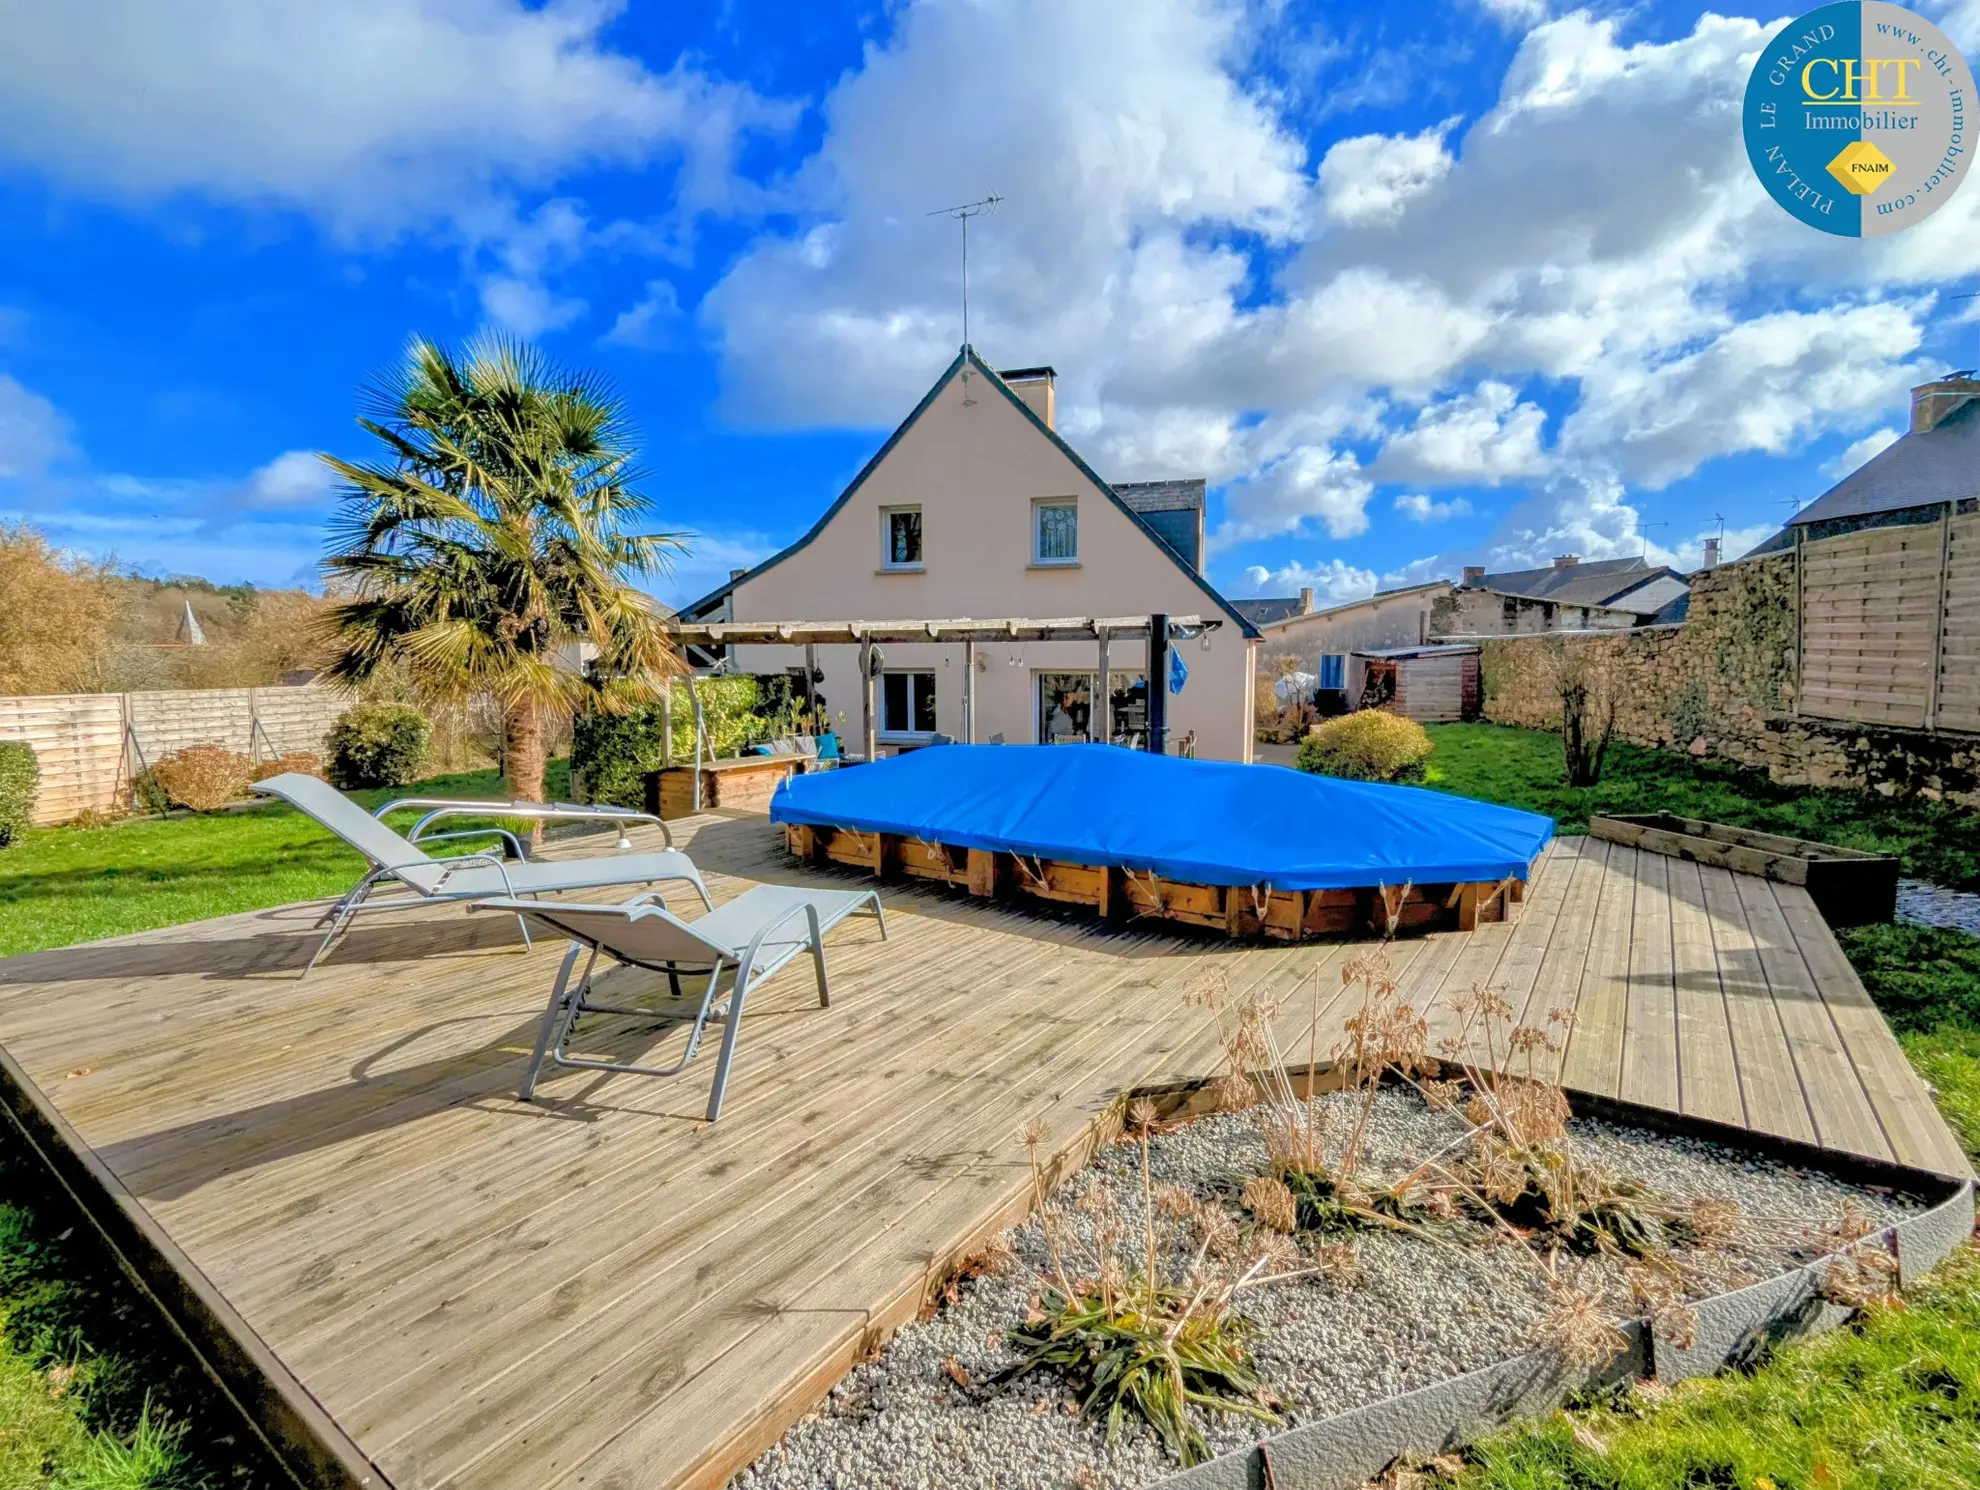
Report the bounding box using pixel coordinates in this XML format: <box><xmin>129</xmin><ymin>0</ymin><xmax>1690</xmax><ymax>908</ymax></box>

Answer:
<box><xmin>571</xmin><ymin>705</ymin><xmax>666</xmax><ymax>810</ymax></box>
<box><xmin>327</xmin><ymin>703</ymin><xmax>431</xmax><ymax>789</ymax></box>
<box><xmin>149</xmin><ymin>745</ymin><xmax>254</xmax><ymax>812</ymax></box>
<box><xmin>0</xmin><ymin>741</ymin><xmax>37</xmax><ymax>846</ymax></box>
<box><xmin>250</xmin><ymin>752</ymin><xmax>325</xmax><ymax>783</ymax></box>
<box><xmin>1294</xmin><ymin>710</ymin><xmax>1433</xmax><ymax>782</ymax></box>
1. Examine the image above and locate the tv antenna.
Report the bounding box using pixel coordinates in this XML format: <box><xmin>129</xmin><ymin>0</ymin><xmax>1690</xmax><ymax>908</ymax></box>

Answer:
<box><xmin>927</xmin><ymin>194</ymin><xmax>1003</xmax><ymax>349</ymax></box>
<box><xmin>1637</xmin><ymin>520</ymin><xmax>1668</xmax><ymax>558</ymax></box>
<box><xmin>1950</xmin><ymin>290</ymin><xmax>1979</xmax><ymax>371</ymax></box>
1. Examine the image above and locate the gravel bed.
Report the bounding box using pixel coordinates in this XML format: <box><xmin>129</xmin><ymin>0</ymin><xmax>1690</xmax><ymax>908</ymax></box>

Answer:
<box><xmin>1897</xmin><ymin>877</ymin><xmax>1980</xmax><ymax>936</ymax></box>
<box><xmin>735</xmin><ymin>1088</ymin><xmax>1921</xmax><ymax>1490</ymax></box>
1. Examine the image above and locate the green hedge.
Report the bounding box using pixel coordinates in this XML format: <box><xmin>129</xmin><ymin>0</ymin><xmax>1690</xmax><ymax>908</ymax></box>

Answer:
<box><xmin>572</xmin><ymin>677</ymin><xmax>802</xmax><ymax>809</ymax></box>
<box><xmin>326</xmin><ymin>704</ymin><xmax>432</xmax><ymax>790</ymax></box>
<box><xmin>0</xmin><ymin>741</ymin><xmax>36</xmax><ymax>846</ymax></box>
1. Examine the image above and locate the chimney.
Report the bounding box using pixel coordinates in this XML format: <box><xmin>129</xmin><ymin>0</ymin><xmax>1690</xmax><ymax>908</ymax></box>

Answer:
<box><xmin>730</xmin><ymin>568</ymin><xmax>747</xmax><ymax>581</ymax></box>
<box><xmin>998</xmin><ymin>366</ymin><xmax>1057</xmax><ymax>429</ymax></box>
<box><xmin>1461</xmin><ymin>565</ymin><xmax>1485</xmax><ymax>585</ymax></box>
<box><xmin>1299</xmin><ymin>587</ymin><xmax>1314</xmax><ymax>614</ymax></box>
<box><xmin>1552</xmin><ymin>554</ymin><xmax>1579</xmax><ymax>569</ymax></box>
<box><xmin>1701</xmin><ymin>537</ymin><xmax>1720</xmax><ymax>569</ymax></box>
<box><xmin>1910</xmin><ymin>373</ymin><xmax>1980</xmax><ymax>434</ymax></box>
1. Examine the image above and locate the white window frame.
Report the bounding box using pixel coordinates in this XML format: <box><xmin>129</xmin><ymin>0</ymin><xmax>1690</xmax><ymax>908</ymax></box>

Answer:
<box><xmin>879</xmin><ymin>668</ymin><xmax>938</xmax><ymax>740</ymax></box>
<box><xmin>879</xmin><ymin>505</ymin><xmax>924</xmax><ymax>571</ymax></box>
<box><xmin>1031</xmin><ymin>497</ymin><xmax>1078</xmax><ymax>566</ymax></box>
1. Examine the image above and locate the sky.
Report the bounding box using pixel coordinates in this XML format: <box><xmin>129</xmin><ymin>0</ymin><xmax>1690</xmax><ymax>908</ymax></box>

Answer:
<box><xmin>1</xmin><ymin>0</ymin><xmax>1978</xmax><ymax>612</ymax></box>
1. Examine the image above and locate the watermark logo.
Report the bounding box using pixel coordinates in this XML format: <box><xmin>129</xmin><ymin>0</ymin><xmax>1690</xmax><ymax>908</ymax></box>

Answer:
<box><xmin>1743</xmin><ymin>2</ymin><xmax>1973</xmax><ymax>236</ymax></box>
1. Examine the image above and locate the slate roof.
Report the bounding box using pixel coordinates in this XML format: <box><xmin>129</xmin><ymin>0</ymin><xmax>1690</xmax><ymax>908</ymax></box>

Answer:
<box><xmin>1790</xmin><ymin>396</ymin><xmax>1980</xmax><ymax>527</ymax></box>
<box><xmin>1469</xmin><ymin>556</ymin><xmax>1684</xmax><ymax>613</ymax></box>
<box><xmin>1232</xmin><ymin>597</ymin><xmax>1304</xmax><ymax>626</ymax></box>
<box><xmin>1111</xmin><ymin>479</ymin><xmax>1205</xmax><ymax>570</ymax></box>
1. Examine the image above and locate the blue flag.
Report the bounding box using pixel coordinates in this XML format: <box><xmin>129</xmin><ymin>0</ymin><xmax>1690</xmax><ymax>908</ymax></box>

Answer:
<box><xmin>1168</xmin><ymin>648</ymin><xmax>1188</xmax><ymax>695</ymax></box>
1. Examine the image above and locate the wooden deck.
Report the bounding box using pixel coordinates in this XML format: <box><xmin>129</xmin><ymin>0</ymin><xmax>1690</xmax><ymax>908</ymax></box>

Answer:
<box><xmin>0</xmin><ymin>819</ymin><xmax>1964</xmax><ymax>1490</ymax></box>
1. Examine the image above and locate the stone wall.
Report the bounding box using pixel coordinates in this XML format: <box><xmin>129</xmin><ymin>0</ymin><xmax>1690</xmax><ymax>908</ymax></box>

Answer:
<box><xmin>1466</xmin><ymin>551</ymin><xmax>1980</xmax><ymax>807</ymax></box>
<box><xmin>1431</xmin><ymin>586</ymin><xmax>1645</xmax><ymax>637</ymax></box>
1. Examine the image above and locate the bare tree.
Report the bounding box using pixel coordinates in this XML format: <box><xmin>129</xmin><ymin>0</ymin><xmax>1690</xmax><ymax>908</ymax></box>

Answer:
<box><xmin>1540</xmin><ymin>638</ymin><xmax>1618</xmax><ymax>788</ymax></box>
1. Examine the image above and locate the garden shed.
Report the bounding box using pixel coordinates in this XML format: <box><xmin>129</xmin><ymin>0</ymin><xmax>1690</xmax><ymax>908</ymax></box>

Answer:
<box><xmin>1351</xmin><ymin>642</ymin><xmax>1481</xmax><ymax>723</ymax></box>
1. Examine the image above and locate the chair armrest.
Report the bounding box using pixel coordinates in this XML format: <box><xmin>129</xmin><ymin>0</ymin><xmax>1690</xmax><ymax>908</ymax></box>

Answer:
<box><xmin>414</xmin><ymin>826</ymin><xmax>529</xmax><ymax>861</ymax></box>
<box><xmin>430</xmin><ymin>852</ymin><xmax>518</xmax><ymax>897</ymax></box>
<box><xmin>380</xmin><ymin>798</ymin><xmax>674</xmax><ymax>849</ymax></box>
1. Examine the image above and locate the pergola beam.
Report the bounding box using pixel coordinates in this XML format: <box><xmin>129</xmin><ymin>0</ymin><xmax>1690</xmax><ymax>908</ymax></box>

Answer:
<box><xmin>663</xmin><ymin>615</ymin><xmax>1217</xmax><ymax>647</ymax></box>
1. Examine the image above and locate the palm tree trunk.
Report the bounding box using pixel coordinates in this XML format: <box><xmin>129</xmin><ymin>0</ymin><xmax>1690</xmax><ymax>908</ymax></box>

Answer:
<box><xmin>505</xmin><ymin>700</ymin><xmax>547</xmax><ymax>846</ymax></box>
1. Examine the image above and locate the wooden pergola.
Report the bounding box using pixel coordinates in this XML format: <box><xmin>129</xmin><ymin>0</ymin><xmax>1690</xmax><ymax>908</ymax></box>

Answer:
<box><xmin>661</xmin><ymin>613</ymin><xmax>1222</xmax><ymax>807</ymax></box>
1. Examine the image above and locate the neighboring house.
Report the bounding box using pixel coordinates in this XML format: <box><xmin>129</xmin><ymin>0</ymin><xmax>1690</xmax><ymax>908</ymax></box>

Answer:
<box><xmin>676</xmin><ymin>350</ymin><xmax>1261</xmax><ymax>761</ymax></box>
<box><xmin>1747</xmin><ymin>373</ymin><xmax>1980</xmax><ymax>554</ymax></box>
<box><xmin>1248</xmin><ymin>581</ymin><xmax>1452</xmax><ymax>710</ymax></box>
<box><xmin>1430</xmin><ymin>556</ymin><xmax>1690</xmax><ymax>636</ymax></box>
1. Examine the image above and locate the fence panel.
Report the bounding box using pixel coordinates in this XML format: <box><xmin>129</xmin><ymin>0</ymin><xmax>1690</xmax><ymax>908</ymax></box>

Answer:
<box><xmin>1797</xmin><ymin>523</ymin><xmax>1944</xmax><ymax>729</ymax></box>
<box><xmin>0</xmin><ymin>694</ymin><xmax>127</xmax><ymax>823</ymax></box>
<box><xmin>1935</xmin><ymin>513</ymin><xmax>1980</xmax><ymax>734</ymax></box>
<box><xmin>0</xmin><ymin>684</ymin><xmax>349</xmax><ymax>825</ymax></box>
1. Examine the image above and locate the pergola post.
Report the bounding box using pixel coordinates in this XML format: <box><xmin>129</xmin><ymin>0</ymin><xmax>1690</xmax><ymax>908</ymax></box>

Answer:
<box><xmin>963</xmin><ymin>638</ymin><xmax>976</xmax><ymax>743</ymax></box>
<box><xmin>860</xmin><ymin>637</ymin><xmax>879</xmax><ymax>763</ymax></box>
<box><xmin>1095</xmin><ymin>627</ymin><xmax>1111</xmax><ymax>745</ymax></box>
<box><xmin>1146</xmin><ymin>613</ymin><xmax>1168</xmax><ymax>755</ymax></box>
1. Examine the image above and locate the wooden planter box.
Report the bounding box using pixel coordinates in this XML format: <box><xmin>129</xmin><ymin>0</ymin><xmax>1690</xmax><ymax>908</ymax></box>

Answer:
<box><xmin>1588</xmin><ymin>813</ymin><xmax>1897</xmax><ymax>926</ymax></box>
<box><xmin>647</xmin><ymin>756</ymin><xmax>805</xmax><ymax>820</ymax></box>
<box><xmin>786</xmin><ymin>823</ymin><xmax>1531</xmax><ymax>942</ymax></box>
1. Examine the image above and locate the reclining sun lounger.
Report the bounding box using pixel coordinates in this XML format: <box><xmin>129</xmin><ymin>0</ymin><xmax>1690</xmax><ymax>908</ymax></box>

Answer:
<box><xmin>475</xmin><ymin>885</ymin><xmax>885</xmax><ymax>1120</ymax></box>
<box><xmin>250</xmin><ymin>773</ymin><xmax>711</xmax><ymax>975</ymax></box>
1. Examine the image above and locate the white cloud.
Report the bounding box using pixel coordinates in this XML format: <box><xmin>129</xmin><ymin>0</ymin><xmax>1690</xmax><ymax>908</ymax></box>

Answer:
<box><xmin>479</xmin><ymin>276</ymin><xmax>587</xmax><ymax>338</ymax></box>
<box><xmin>658</xmin><ymin>530</ymin><xmax>778</xmax><ymax>608</ymax></box>
<box><xmin>0</xmin><ymin>1</ymin><xmax>792</xmax><ymax>239</ymax></box>
<box><xmin>1317</xmin><ymin>122</ymin><xmax>1455</xmax><ymax>227</ymax></box>
<box><xmin>1220</xmin><ymin>445</ymin><xmax>1373</xmax><ymax>543</ymax></box>
<box><xmin>0</xmin><ymin>374</ymin><xmax>73</xmax><ymax>480</ymax></box>
<box><xmin>238</xmin><ymin>450</ymin><xmax>336</xmax><ymax>511</ymax></box>
<box><xmin>1394</xmin><ymin>493</ymin><xmax>1473</xmax><ymax>523</ymax></box>
<box><xmin>1239</xmin><ymin>558</ymin><xmax>1378</xmax><ymax>604</ymax></box>
<box><xmin>1475</xmin><ymin>0</ymin><xmax>1551</xmax><ymax>27</ymax></box>
<box><xmin>604</xmin><ymin>280</ymin><xmax>684</xmax><ymax>349</ymax></box>
<box><xmin>1824</xmin><ymin>426</ymin><xmax>1903</xmax><ymax>480</ymax></box>
<box><xmin>1375</xmin><ymin>381</ymin><xmax>1547</xmax><ymax>486</ymax></box>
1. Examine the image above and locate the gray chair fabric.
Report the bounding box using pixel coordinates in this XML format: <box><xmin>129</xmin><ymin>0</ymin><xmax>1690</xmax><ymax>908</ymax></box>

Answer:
<box><xmin>477</xmin><ymin>885</ymin><xmax>886</xmax><ymax>1120</ymax></box>
<box><xmin>250</xmin><ymin>773</ymin><xmax>710</xmax><ymax>974</ymax></box>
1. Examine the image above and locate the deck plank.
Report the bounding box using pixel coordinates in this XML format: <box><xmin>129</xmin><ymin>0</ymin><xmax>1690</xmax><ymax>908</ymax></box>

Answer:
<box><xmin>1559</xmin><ymin>842</ymin><xmax>1637</xmax><ymax>1098</ymax></box>
<box><xmin>1667</xmin><ymin>858</ymin><xmax>1746</xmax><ymax>1128</ymax></box>
<box><xmin>1620</xmin><ymin>849</ymin><xmax>1679</xmax><ymax>1114</ymax></box>
<box><xmin>1699</xmin><ymin>864</ymin><xmax>1817</xmax><ymax>1145</ymax></box>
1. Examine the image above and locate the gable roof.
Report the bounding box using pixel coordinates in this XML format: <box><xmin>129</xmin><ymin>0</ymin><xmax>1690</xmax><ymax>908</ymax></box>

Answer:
<box><xmin>1790</xmin><ymin>397</ymin><xmax>1980</xmax><ymax>528</ymax></box>
<box><xmin>677</xmin><ymin>347</ymin><xmax>1259</xmax><ymax>638</ymax></box>
<box><xmin>1466</xmin><ymin>556</ymin><xmax>1686</xmax><ymax>613</ymax></box>
<box><xmin>1233</xmin><ymin>597</ymin><xmax>1304</xmax><ymax>626</ymax></box>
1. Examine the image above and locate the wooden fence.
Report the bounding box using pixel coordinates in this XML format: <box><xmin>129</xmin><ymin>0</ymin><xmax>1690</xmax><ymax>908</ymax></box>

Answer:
<box><xmin>1797</xmin><ymin>511</ymin><xmax>1980</xmax><ymax>732</ymax></box>
<box><xmin>0</xmin><ymin>685</ymin><xmax>347</xmax><ymax>825</ymax></box>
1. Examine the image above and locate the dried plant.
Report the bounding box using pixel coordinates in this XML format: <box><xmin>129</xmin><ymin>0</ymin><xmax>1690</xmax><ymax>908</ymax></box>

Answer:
<box><xmin>1240</xmin><ymin>1176</ymin><xmax>1297</xmax><ymax>1235</ymax></box>
<box><xmin>997</xmin><ymin>1100</ymin><xmax>1287</xmax><ymax>1465</ymax></box>
<box><xmin>1626</xmin><ymin>1262</ymin><xmax>1700</xmax><ymax>1350</ymax></box>
<box><xmin>1813</xmin><ymin>1201</ymin><xmax>1897</xmax><ymax>1307</ymax></box>
<box><xmin>249</xmin><ymin>751</ymin><xmax>324</xmax><ymax>782</ymax></box>
<box><xmin>149</xmin><ymin>744</ymin><xmax>254</xmax><ymax>812</ymax></box>
<box><xmin>1535</xmin><ymin>1283</ymin><xmax>1631</xmax><ymax>1369</ymax></box>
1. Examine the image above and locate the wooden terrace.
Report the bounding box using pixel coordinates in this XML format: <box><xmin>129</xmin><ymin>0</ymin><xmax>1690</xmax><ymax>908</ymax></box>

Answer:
<box><xmin>0</xmin><ymin>815</ymin><xmax>1965</xmax><ymax>1490</ymax></box>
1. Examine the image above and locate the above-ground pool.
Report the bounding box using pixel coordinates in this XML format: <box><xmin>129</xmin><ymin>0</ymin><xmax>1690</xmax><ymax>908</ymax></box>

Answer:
<box><xmin>770</xmin><ymin>744</ymin><xmax>1553</xmax><ymax>940</ymax></box>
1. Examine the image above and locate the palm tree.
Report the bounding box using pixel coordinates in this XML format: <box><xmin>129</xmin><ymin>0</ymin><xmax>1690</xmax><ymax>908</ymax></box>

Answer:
<box><xmin>319</xmin><ymin>336</ymin><xmax>683</xmax><ymax>821</ymax></box>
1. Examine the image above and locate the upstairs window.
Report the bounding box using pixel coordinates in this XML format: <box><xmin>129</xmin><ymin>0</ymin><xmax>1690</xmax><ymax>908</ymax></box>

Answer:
<box><xmin>881</xmin><ymin>506</ymin><xmax>923</xmax><ymax>568</ymax></box>
<box><xmin>1033</xmin><ymin>499</ymin><xmax>1078</xmax><ymax>564</ymax></box>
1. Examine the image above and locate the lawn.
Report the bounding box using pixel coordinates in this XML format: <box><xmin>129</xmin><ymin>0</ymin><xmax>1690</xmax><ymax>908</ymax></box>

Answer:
<box><xmin>1418</xmin><ymin>722</ymin><xmax>1980</xmax><ymax>891</ymax></box>
<box><xmin>0</xmin><ymin>761</ymin><xmax>570</xmax><ymax>959</ymax></box>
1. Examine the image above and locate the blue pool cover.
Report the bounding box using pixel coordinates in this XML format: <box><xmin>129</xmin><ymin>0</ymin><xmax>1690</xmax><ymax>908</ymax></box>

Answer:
<box><xmin>771</xmin><ymin>744</ymin><xmax>1553</xmax><ymax>891</ymax></box>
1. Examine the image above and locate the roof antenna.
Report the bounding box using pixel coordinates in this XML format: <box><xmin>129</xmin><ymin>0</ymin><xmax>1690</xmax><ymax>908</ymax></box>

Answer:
<box><xmin>927</xmin><ymin>194</ymin><xmax>1003</xmax><ymax>352</ymax></box>
<box><xmin>1949</xmin><ymin>291</ymin><xmax>1980</xmax><ymax>373</ymax></box>
<box><xmin>1637</xmin><ymin>520</ymin><xmax>1668</xmax><ymax>559</ymax></box>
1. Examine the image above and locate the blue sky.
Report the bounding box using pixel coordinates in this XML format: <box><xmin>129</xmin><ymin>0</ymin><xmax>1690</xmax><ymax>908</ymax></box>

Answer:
<box><xmin>1</xmin><ymin>0</ymin><xmax>1976</xmax><ymax>611</ymax></box>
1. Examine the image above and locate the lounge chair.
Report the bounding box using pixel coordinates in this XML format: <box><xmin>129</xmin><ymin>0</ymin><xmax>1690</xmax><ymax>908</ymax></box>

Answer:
<box><xmin>474</xmin><ymin>884</ymin><xmax>886</xmax><ymax>1120</ymax></box>
<box><xmin>250</xmin><ymin>773</ymin><xmax>711</xmax><ymax>975</ymax></box>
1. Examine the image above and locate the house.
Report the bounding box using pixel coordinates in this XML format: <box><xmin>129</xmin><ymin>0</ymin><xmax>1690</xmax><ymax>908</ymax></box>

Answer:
<box><xmin>1746</xmin><ymin>373</ymin><xmax>1980</xmax><ymax>554</ymax></box>
<box><xmin>676</xmin><ymin>349</ymin><xmax>1261</xmax><ymax>760</ymax></box>
<box><xmin>1247</xmin><ymin>581</ymin><xmax>1453</xmax><ymax>712</ymax></box>
<box><xmin>1430</xmin><ymin>555</ymin><xmax>1689</xmax><ymax>636</ymax></box>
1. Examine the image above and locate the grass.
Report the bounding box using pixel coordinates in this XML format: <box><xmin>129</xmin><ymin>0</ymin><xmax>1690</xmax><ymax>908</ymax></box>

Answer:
<box><xmin>0</xmin><ymin>761</ymin><xmax>570</xmax><ymax>959</ymax></box>
<box><xmin>0</xmin><ymin>1139</ymin><xmax>281</xmax><ymax>1489</ymax></box>
<box><xmin>1417</xmin><ymin>722</ymin><xmax>1980</xmax><ymax>891</ymax></box>
<box><xmin>1457</xmin><ymin>1241</ymin><xmax>1980</xmax><ymax>1490</ymax></box>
